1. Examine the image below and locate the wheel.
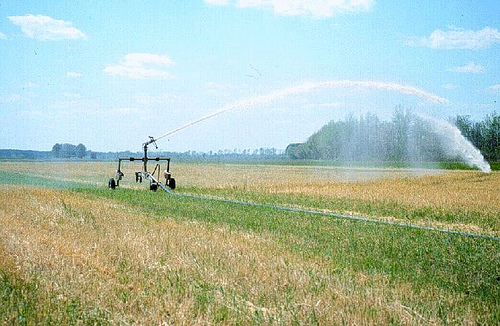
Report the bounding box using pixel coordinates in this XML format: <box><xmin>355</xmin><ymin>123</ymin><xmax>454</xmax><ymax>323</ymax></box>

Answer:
<box><xmin>168</xmin><ymin>177</ymin><xmax>176</xmax><ymax>190</ymax></box>
<box><xmin>150</xmin><ymin>183</ymin><xmax>158</xmax><ymax>191</ymax></box>
<box><xmin>108</xmin><ymin>178</ymin><xmax>116</xmax><ymax>189</ymax></box>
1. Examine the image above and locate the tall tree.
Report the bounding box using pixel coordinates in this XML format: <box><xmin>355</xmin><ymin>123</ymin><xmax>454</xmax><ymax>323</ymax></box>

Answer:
<box><xmin>51</xmin><ymin>143</ymin><xmax>62</xmax><ymax>158</ymax></box>
<box><xmin>76</xmin><ymin>143</ymin><xmax>87</xmax><ymax>159</ymax></box>
<box><xmin>60</xmin><ymin>143</ymin><xmax>76</xmax><ymax>158</ymax></box>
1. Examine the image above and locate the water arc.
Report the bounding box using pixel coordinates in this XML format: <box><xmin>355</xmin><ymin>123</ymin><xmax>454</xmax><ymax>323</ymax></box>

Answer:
<box><xmin>155</xmin><ymin>80</ymin><xmax>447</xmax><ymax>141</ymax></box>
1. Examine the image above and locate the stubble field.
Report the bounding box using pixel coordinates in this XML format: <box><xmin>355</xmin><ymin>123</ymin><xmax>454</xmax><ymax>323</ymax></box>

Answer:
<box><xmin>1</xmin><ymin>161</ymin><xmax>499</xmax><ymax>324</ymax></box>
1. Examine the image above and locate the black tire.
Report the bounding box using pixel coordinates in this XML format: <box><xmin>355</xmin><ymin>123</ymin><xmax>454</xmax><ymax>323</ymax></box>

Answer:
<box><xmin>150</xmin><ymin>183</ymin><xmax>158</xmax><ymax>191</ymax></box>
<box><xmin>168</xmin><ymin>178</ymin><xmax>176</xmax><ymax>190</ymax></box>
<box><xmin>108</xmin><ymin>178</ymin><xmax>116</xmax><ymax>189</ymax></box>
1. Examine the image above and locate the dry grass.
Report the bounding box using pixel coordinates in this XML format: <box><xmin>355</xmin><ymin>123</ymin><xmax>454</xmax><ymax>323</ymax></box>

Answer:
<box><xmin>2</xmin><ymin>161</ymin><xmax>498</xmax><ymax>235</ymax></box>
<box><xmin>262</xmin><ymin>171</ymin><xmax>500</xmax><ymax>214</ymax></box>
<box><xmin>255</xmin><ymin>171</ymin><xmax>500</xmax><ymax>237</ymax></box>
<box><xmin>0</xmin><ymin>184</ymin><xmax>479</xmax><ymax>324</ymax></box>
<box><xmin>175</xmin><ymin>163</ymin><xmax>441</xmax><ymax>188</ymax></box>
<box><xmin>0</xmin><ymin>161</ymin><xmax>117</xmax><ymax>186</ymax></box>
<box><xmin>0</xmin><ymin>161</ymin><xmax>438</xmax><ymax>188</ymax></box>
<box><xmin>3</xmin><ymin>162</ymin><xmax>494</xmax><ymax>213</ymax></box>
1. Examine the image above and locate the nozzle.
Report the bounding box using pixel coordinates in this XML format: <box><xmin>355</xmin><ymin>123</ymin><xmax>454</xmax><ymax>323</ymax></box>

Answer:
<box><xmin>143</xmin><ymin>136</ymin><xmax>158</xmax><ymax>149</ymax></box>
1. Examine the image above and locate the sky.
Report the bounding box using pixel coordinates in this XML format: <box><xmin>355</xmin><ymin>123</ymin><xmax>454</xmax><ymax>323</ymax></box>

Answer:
<box><xmin>0</xmin><ymin>0</ymin><xmax>499</xmax><ymax>152</ymax></box>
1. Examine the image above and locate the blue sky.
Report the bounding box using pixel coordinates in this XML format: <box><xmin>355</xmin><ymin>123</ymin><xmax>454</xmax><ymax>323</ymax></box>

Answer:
<box><xmin>0</xmin><ymin>0</ymin><xmax>499</xmax><ymax>152</ymax></box>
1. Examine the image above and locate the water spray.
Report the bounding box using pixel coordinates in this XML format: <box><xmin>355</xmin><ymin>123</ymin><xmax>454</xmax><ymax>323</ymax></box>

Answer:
<box><xmin>110</xmin><ymin>80</ymin><xmax>453</xmax><ymax>191</ymax></box>
<box><xmin>105</xmin><ymin>81</ymin><xmax>496</xmax><ymax>241</ymax></box>
<box><xmin>155</xmin><ymin>82</ymin><xmax>488</xmax><ymax>172</ymax></box>
<box><xmin>416</xmin><ymin>114</ymin><xmax>491</xmax><ymax>173</ymax></box>
<box><xmin>155</xmin><ymin>80</ymin><xmax>448</xmax><ymax>141</ymax></box>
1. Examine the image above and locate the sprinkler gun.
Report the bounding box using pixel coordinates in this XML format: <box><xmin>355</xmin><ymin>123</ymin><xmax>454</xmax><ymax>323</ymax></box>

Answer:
<box><xmin>108</xmin><ymin>136</ymin><xmax>176</xmax><ymax>192</ymax></box>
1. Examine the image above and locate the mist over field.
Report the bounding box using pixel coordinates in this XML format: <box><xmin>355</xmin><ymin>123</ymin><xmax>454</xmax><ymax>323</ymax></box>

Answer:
<box><xmin>286</xmin><ymin>110</ymin><xmax>496</xmax><ymax>173</ymax></box>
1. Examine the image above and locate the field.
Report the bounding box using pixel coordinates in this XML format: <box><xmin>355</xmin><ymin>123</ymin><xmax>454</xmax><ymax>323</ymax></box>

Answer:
<box><xmin>1</xmin><ymin>161</ymin><xmax>499</xmax><ymax>324</ymax></box>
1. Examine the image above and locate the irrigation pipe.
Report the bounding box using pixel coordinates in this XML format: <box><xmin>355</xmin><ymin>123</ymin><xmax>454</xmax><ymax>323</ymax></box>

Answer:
<box><xmin>162</xmin><ymin>187</ymin><xmax>500</xmax><ymax>242</ymax></box>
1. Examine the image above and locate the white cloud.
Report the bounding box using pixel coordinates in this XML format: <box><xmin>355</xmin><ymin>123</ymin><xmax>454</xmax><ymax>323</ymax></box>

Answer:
<box><xmin>8</xmin><ymin>14</ymin><xmax>87</xmax><ymax>41</ymax></box>
<box><xmin>104</xmin><ymin>66</ymin><xmax>170</xmax><ymax>79</ymax></box>
<box><xmin>206</xmin><ymin>0</ymin><xmax>374</xmax><ymax>17</ymax></box>
<box><xmin>407</xmin><ymin>27</ymin><xmax>500</xmax><ymax>50</ymax></box>
<box><xmin>104</xmin><ymin>53</ymin><xmax>175</xmax><ymax>79</ymax></box>
<box><xmin>122</xmin><ymin>53</ymin><xmax>175</xmax><ymax>67</ymax></box>
<box><xmin>489</xmin><ymin>84</ymin><xmax>500</xmax><ymax>92</ymax></box>
<box><xmin>67</xmin><ymin>71</ymin><xmax>83</xmax><ymax>78</ymax></box>
<box><xmin>0</xmin><ymin>32</ymin><xmax>6</xmax><ymax>39</ymax></box>
<box><xmin>448</xmin><ymin>62</ymin><xmax>485</xmax><ymax>74</ymax></box>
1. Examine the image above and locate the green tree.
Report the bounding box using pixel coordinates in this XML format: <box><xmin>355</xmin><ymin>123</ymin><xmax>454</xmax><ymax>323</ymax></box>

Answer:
<box><xmin>51</xmin><ymin>143</ymin><xmax>62</xmax><ymax>158</ymax></box>
<box><xmin>60</xmin><ymin>143</ymin><xmax>76</xmax><ymax>158</ymax></box>
<box><xmin>483</xmin><ymin>113</ymin><xmax>500</xmax><ymax>160</ymax></box>
<box><xmin>76</xmin><ymin>143</ymin><xmax>87</xmax><ymax>159</ymax></box>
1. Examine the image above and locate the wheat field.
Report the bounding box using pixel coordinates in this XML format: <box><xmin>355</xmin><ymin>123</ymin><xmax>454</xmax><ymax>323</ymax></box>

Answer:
<box><xmin>1</xmin><ymin>161</ymin><xmax>499</xmax><ymax>324</ymax></box>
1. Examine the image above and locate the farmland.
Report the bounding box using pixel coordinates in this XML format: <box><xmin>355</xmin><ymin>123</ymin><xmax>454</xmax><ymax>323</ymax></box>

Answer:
<box><xmin>1</xmin><ymin>161</ymin><xmax>500</xmax><ymax>324</ymax></box>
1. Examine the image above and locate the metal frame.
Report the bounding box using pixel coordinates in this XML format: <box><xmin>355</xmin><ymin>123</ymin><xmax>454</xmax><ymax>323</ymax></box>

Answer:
<box><xmin>109</xmin><ymin>136</ymin><xmax>175</xmax><ymax>192</ymax></box>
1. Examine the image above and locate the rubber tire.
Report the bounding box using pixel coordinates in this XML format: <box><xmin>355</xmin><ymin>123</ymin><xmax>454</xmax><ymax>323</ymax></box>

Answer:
<box><xmin>150</xmin><ymin>183</ymin><xmax>158</xmax><ymax>191</ymax></box>
<box><xmin>108</xmin><ymin>178</ymin><xmax>116</xmax><ymax>189</ymax></box>
<box><xmin>168</xmin><ymin>178</ymin><xmax>176</xmax><ymax>190</ymax></box>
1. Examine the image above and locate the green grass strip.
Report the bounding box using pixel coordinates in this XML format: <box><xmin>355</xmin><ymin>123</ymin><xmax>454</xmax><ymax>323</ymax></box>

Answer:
<box><xmin>77</xmin><ymin>186</ymin><xmax>500</xmax><ymax>322</ymax></box>
<box><xmin>0</xmin><ymin>270</ymin><xmax>111</xmax><ymax>325</ymax></box>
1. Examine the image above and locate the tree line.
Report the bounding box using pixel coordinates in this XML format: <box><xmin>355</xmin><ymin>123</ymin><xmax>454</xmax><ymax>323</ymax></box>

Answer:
<box><xmin>453</xmin><ymin>113</ymin><xmax>500</xmax><ymax>161</ymax></box>
<box><xmin>286</xmin><ymin>109</ymin><xmax>500</xmax><ymax>162</ymax></box>
<box><xmin>51</xmin><ymin>143</ymin><xmax>90</xmax><ymax>159</ymax></box>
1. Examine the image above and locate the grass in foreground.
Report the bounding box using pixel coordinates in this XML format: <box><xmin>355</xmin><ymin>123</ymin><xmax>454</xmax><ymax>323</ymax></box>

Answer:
<box><xmin>1</xmin><ymin>184</ymin><xmax>499</xmax><ymax>324</ymax></box>
<box><xmin>1</xmin><ymin>162</ymin><xmax>499</xmax><ymax>323</ymax></box>
<box><xmin>0</xmin><ymin>269</ymin><xmax>110</xmax><ymax>325</ymax></box>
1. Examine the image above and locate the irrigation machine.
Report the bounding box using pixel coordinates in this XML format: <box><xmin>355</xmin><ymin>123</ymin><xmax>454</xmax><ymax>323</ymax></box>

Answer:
<box><xmin>108</xmin><ymin>136</ymin><xmax>176</xmax><ymax>192</ymax></box>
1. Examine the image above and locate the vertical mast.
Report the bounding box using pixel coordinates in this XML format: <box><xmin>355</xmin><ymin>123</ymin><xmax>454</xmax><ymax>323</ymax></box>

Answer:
<box><xmin>142</xmin><ymin>136</ymin><xmax>157</xmax><ymax>174</ymax></box>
